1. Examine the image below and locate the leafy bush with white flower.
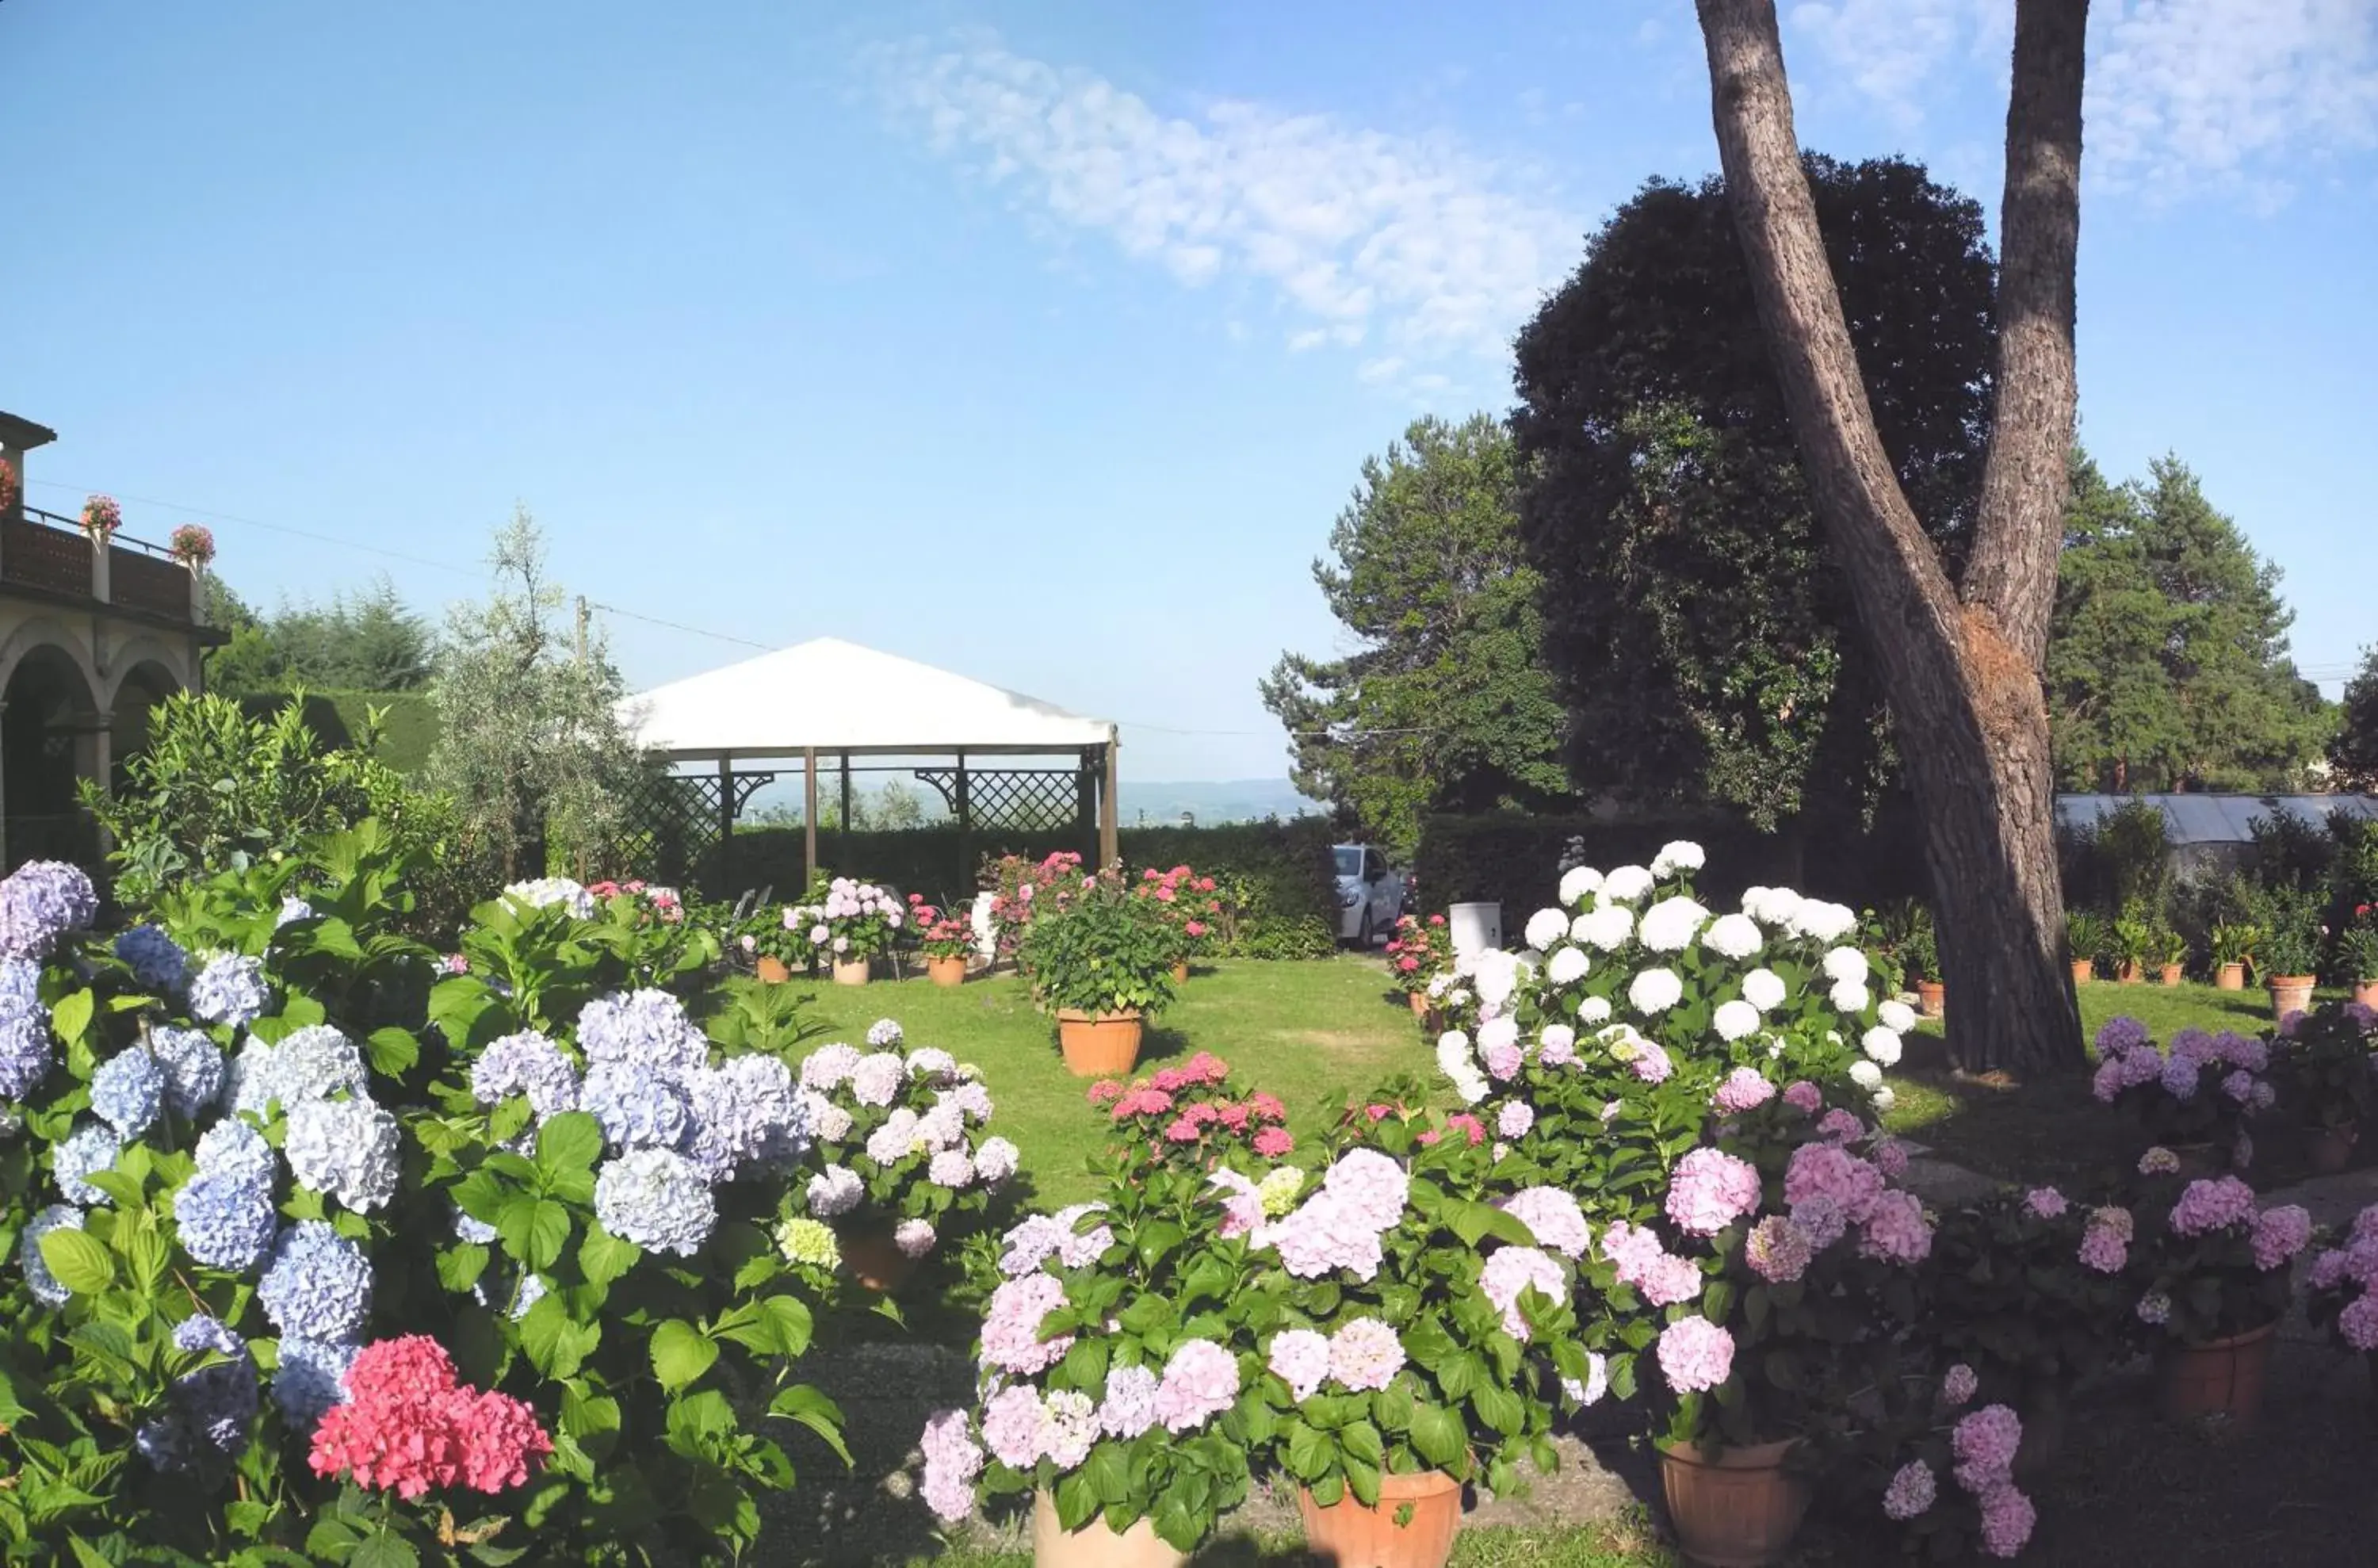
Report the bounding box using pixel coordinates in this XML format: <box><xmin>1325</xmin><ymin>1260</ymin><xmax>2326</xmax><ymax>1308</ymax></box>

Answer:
<box><xmin>1436</xmin><ymin>847</ymin><xmax>1903</xmax><ymax>1241</ymax></box>
<box><xmin>0</xmin><ymin>830</ymin><xmax>847</xmax><ymax>1565</ymax></box>
<box><xmin>790</xmin><ymin>1017</ymin><xmax>1020</xmax><ymax>1275</ymax></box>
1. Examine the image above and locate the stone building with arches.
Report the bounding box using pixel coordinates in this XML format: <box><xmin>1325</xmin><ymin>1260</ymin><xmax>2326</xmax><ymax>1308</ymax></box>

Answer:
<box><xmin>0</xmin><ymin>411</ymin><xmax>221</xmax><ymax>870</ymax></box>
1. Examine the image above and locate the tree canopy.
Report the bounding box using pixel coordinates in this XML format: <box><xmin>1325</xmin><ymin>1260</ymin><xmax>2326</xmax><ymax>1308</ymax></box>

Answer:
<box><xmin>1260</xmin><ymin>413</ymin><xmax>1573</xmax><ymax>859</ymax></box>
<box><xmin>1509</xmin><ymin>155</ymin><xmax>1996</xmax><ymax>828</ymax></box>
<box><xmin>2047</xmin><ymin>453</ymin><xmax>2329</xmax><ymax>791</ymax></box>
<box><xmin>202</xmin><ymin>575</ymin><xmax>434</xmax><ymax>698</ymax></box>
<box><xmin>2331</xmin><ymin>648</ymin><xmax>2378</xmax><ymax>792</ymax></box>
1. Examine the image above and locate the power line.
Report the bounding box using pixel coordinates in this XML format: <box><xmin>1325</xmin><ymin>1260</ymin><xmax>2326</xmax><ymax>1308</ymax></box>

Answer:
<box><xmin>26</xmin><ymin>475</ymin><xmax>780</xmax><ymax>652</ymax></box>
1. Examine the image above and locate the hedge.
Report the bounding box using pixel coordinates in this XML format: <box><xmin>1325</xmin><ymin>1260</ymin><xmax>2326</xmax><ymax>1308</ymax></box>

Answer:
<box><xmin>234</xmin><ymin>690</ymin><xmax>438</xmax><ymax>774</ymax></box>
<box><xmin>695</xmin><ymin>817</ymin><xmax>1340</xmax><ymax>936</ymax></box>
<box><xmin>1413</xmin><ymin>802</ymin><xmax>1929</xmax><ymax>924</ymax></box>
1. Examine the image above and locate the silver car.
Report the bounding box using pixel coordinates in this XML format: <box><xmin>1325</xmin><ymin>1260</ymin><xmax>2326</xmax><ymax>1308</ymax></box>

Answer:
<box><xmin>1332</xmin><ymin>843</ymin><xmax>1404</xmax><ymax>946</ymax></box>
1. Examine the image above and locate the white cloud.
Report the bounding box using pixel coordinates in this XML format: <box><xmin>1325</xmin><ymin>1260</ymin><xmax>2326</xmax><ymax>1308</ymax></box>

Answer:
<box><xmin>1785</xmin><ymin>0</ymin><xmax>2377</xmax><ymax>202</ymax></box>
<box><xmin>865</xmin><ymin>31</ymin><xmax>1581</xmax><ymax>373</ymax></box>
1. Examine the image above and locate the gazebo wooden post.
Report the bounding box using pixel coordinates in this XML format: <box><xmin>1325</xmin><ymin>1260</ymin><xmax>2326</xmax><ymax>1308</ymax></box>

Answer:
<box><xmin>716</xmin><ymin>755</ymin><xmax>735</xmax><ymax>889</ymax></box>
<box><xmin>954</xmin><ymin>749</ymin><xmax>972</xmax><ymax>898</ymax></box>
<box><xmin>1100</xmin><ymin>728</ymin><xmax>1120</xmax><ymax>870</ymax></box>
<box><xmin>839</xmin><ymin>750</ymin><xmax>853</xmax><ymax>871</ymax></box>
<box><xmin>803</xmin><ymin>748</ymin><xmax>819</xmax><ymax>889</ymax></box>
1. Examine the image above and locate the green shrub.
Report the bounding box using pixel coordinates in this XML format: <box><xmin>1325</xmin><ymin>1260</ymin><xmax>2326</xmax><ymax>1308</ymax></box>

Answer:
<box><xmin>1016</xmin><ymin>878</ymin><xmax>1179</xmax><ymax>1017</ymax></box>
<box><xmin>235</xmin><ymin>690</ymin><xmax>438</xmax><ymax>774</ymax></box>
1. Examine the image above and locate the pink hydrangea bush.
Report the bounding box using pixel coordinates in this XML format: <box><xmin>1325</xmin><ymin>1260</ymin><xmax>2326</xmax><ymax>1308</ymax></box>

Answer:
<box><xmin>1917</xmin><ymin>1187</ymin><xmax>2136</xmax><ymax>1417</ymax></box>
<box><xmin>783</xmin><ymin>876</ymin><xmax>907</xmax><ymax>963</ymax></box>
<box><xmin>793</xmin><ymin>1021</ymin><xmax>1018</xmax><ymax>1275</ymax></box>
<box><xmin>2089</xmin><ymin>1017</ymin><xmax>2273</xmax><ymax>1166</ymax></box>
<box><xmin>2124</xmin><ymin>1170</ymin><xmax>2310</xmax><ymax>1348</ymax></box>
<box><xmin>1852</xmin><ymin>1383</ymin><xmax>2038</xmax><ymax>1560</ymax></box>
<box><xmin>1087</xmin><ymin>1051</ymin><xmax>1292</xmax><ymax>1171</ymax></box>
<box><xmin>2303</xmin><ymin>1203</ymin><xmax>2378</xmax><ymax>1355</ymax></box>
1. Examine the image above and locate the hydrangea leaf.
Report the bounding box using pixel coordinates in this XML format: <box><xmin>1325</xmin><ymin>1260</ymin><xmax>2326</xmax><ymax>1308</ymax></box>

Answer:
<box><xmin>650</xmin><ymin>1319</ymin><xmax>717</xmax><ymax>1392</ymax></box>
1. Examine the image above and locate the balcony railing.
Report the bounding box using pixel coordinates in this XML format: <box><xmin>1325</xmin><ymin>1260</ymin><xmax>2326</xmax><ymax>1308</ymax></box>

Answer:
<box><xmin>1</xmin><ymin>506</ymin><xmax>203</xmax><ymax>625</ymax></box>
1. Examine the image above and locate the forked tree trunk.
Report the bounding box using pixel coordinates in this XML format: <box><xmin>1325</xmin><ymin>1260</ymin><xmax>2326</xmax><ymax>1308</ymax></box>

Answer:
<box><xmin>1694</xmin><ymin>0</ymin><xmax>2089</xmax><ymax>1076</ymax></box>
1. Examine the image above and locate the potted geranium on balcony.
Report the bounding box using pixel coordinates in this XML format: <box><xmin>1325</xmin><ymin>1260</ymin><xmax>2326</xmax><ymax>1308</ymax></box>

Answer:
<box><xmin>168</xmin><ymin>522</ymin><xmax>216</xmax><ymax>566</ymax></box>
<box><xmin>1018</xmin><ymin>875</ymin><xmax>1176</xmax><ymax>1076</ymax></box>
<box><xmin>81</xmin><ymin>493</ymin><xmax>121</xmax><ymax>537</ymax></box>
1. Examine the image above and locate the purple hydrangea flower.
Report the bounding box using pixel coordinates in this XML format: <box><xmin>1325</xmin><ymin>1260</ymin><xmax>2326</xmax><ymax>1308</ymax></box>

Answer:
<box><xmin>270</xmin><ymin>1335</ymin><xmax>358</xmax><ymax>1424</ymax></box>
<box><xmin>53</xmin><ymin>1122</ymin><xmax>123</xmax><ymax>1206</ymax></box>
<box><xmin>470</xmin><ymin>1031</ymin><xmax>580</xmax><ymax>1121</ymax></box>
<box><xmin>582</xmin><ymin>1061</ymin><xmax>691</xmax><ymax>1151</ymax></box>
<box><xmin>20</xmin><ymin>1203</ymin><xmax>83</xmax><ymax>1306</ymax></box>
<box><xmin>90</xmin><ymin>1047</ymin><xmax>165</xmax><ymax>1138</ymax></box>
<box><xmin>189</xmin><ymin>954</ymin><xmax>270</xmax><ymax>1029</ymax></box>
<box><xmin>258</xmin><ymin>1222</ymin><xmax>371</xmax><ymax>1341</ymax></box>
<box><xmin>0</xmin><ymin>861</ymin><xmax>97</xmax><ymax>959</ymax></box>
<box><xmin>114</xmin><ymin>924</ymin><xmax>190</xmax><ymax>991</ymax></box>
<box><xmin>0</xmin><ymin>1004</ymin><xmax>52</xmax><ymax>1099</ymax></box>
<box><xmin>148</xmin><ymin>1025</ymin><xmax>225</xmax><ymax>1118</ymax></box>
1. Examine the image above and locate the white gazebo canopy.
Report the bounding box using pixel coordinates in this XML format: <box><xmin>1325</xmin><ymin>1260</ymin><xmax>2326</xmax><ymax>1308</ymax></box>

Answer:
<box><xmin>623</xmin><ymin>636</ymin><xmax>1114</xmax><ymax>759</ymax></box>
<box><xmin>621</xmin><ymin>637</ymin><xmax>1119</xmax><ymax>883</ymax></box>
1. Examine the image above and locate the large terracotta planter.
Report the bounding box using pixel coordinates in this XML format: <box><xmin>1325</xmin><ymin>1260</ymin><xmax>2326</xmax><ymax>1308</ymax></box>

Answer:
<box><xmin>755</xmin><ymin>955</ymin><xmax>790</xmax><ymax>985</ymax></box>
<box><xmin>1170</xmin><ymin>962</ymin><xmax>1191</xmax><ymax>985</ymax></box>
<box><xmin>2269</xmin><ymin>977</ymin><xmax>2316</xmax><ymax>1020</ymax></box>
<box><xmin>1057</xmin><ymin>1009</ymin><xmax>1144</xmax><ymax>1077</ymax></box>
<box><xmin>1915</xmin><ymin>980</ymin><xmax>1944</xmax><ymax>1020</ymax></box>
<box><xmin>1297</xmin><ymin>1468</ymin><xmax>1462</xmax><ymax>1568</ymax></box>
<box><xmin>2158</xmin><ymin>963</ymin><xmax>2185</xmax><ymax>987</ymax></box>
<box><xmin>1657</xmin><ymin>1438</ymin><xmax>1809</xmax><ymax>1568</ymax></box>
<box><xmin>927</xmin><ymin>955</ymin><xmax>967</xmax><ymax>988</ymax></box>
<box><xmin>832</xmin><ymin>958</ymin><xmax>871</xmax><ymax>986</ymax></box>
<box><xmin>1032</xmin><ymin>1490</ymin><xmax>1183</xmax><ymax>1568</ymax></box>
<box><xmin>2070</xmin><ymin>959</ymin><xmax>2094</xmax><ymax>985</ymax></box>
<box><xmin>2119</xmin><ymin>962</ymin><xmax>2144</xmax><ymax>984</ymax></box>
<box><xmin>2216</xmin><ymin>962</ymin><xmax>2246</xmax><ymax>991</ymax></box>
<box><xmin>2310</xmin><ymin>1122</ymin><xmax>2358</xmax><ymax>1175</ymax></box>
<box><xmin>2162</xmin><ymin>1321</ymin><xmax>2277</xmax><ymax>1428</ymax></box>
<box><xmin>837</xmin><ymin>1226</ymin><xmax>918</xmax><ymax>1294</ymax></box>
<box><xmin>1408</xmin><ymin>991</ymin><xmax>1432</xmax><ymax>1019</ymax></box>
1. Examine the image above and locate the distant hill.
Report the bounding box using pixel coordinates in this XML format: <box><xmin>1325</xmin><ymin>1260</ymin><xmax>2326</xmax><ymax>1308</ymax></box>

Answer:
<box><xmin>1122</xmin><ymin>778</ymin><xmax>1325</xmax><ymax>826</ymax></box>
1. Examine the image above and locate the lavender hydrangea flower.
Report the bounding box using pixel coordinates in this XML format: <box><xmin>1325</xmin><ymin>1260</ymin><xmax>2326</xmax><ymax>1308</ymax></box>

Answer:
<box><xmin>454</xmin><ymin>1205</ymin><xmax>499</xmax><ymax>1245</ymax></box>
<box><xmin>189</xmin><ymin>954</ymin><xmax>270</xmax><ymax>1028</ymax></box>
<box><xmin>0</xmin><ymin>861</ymin><xmax>97</xmax><ymax>958</ymax></box>
<box><xmin>805</xmin><ymin>1164</ymin><xmax>862</xmax><ymax>1218</ymax></box>
<box><xmin>270</xmin><ymin>1335</ymin><xmax>357</xmax><ymax>1425</ymax></box>
<box><xmin>0</xmin><ymin>955</ymin><xmax>38</xmax><ymax>1012</ymax></box>
<box><xmin>227</xmin><ymin>1024</ymin><xmax>367</xmax><ymax>1116</ymax></box>
<box><xmin>1097</xmin><ymin>1363</ymin><xmax>1160</xmax><ymax>1439</ymax></box>
<box><xmin>90</xmin><ymin>1047</ymin><xmax>166</xmax><ymax>1138</ymax></box>
<box><xmin>53</xmin><ymin>1122</ymin><xmax>123</xmax><ymax>1207</ymax></box>
<box><xmin>174</xmin><ymin>1164</ymin><xmax>279</xmax><ymax>1272</ymax></box>
<box><xmin>168</xmin><ymin>1313</ymin><xmax>258</xmax><ymax>1455</ymax></box>
<box><xmin>799</xmin><ymin>1042</ymin><xmax>862</xmax><ymax>1092</ymax></box>
<box><xmin>258</xmin><ymin>1221</ymin><xmax>373</xmax><ymax>1341</ymax></box>
<box><xmin>114</xmin><ymin>924</ymin><xmax>190</xmax><ymax>991</ymax></box>
<box><xmin>0</xmin><ymin>1004</ymin><xmax>52</xmax><ymax>1099</ymax></box>
<box><xmin>681</xmin><ymin>1054</ymin><xmax>809</xmax><ymax>1181</ymax></box>
<box><xmin>284</xmin><ymin>1096</ymin><xmax>400</xmax><ymax>1212</ymax></box>
<box><xmin>866</xmin><ymin>1018</ymin><xmax>904</xmax><ymax>1048</ymax></box>
<box><xmin>276</xmin><ymin>896</ymin><xmax>315</xmax><ymax>928</ymax></box>
<box><xmin>594</xmin><ymin>1147</ymin><xmax>717</xmax><ymax>1256</ymax></box>
<box><xmin>583</xmin><ymin>1061</ymin><xmax>691</xmax><ymax>1150</ymax></box>
<box><xmin>577</xmin><ymin>989</ymin><xmax>709</xmax><ymax>1077</ymax></box>
<box><xmin>20</xmin><ymin>1203</ymin><xmax>84</xmax><ymax>1306</ymax></box>
<box><xmin>470</xmin><ymin>1031</ymin><xmax>580</xmax><ymax>1121</ymax></box>
<box><xmin>148</xmin><ymin>1026</ymin><xmax>225</xmax><ymax>1118</ymax></box>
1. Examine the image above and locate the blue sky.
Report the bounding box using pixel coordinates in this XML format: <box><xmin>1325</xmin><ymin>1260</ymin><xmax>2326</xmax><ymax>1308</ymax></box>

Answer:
<box><xmin>5</xmin><ymin>1</ymin><xmax>2374</xmax><ymax>782</ymax></box>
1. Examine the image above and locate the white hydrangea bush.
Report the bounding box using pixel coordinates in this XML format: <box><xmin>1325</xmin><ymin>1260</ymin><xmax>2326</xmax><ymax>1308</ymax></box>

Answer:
<box><xmin>1432</xmin><ymin>843</ymin><xmax>1909</xmax><ymax>1223</ymax></box>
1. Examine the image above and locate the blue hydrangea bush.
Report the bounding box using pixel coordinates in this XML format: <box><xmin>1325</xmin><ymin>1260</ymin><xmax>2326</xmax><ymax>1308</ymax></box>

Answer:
<box><xmin>0</xmin><ymin>828</ymin><xmax>855</xmax><ymax>1565</ymax></box>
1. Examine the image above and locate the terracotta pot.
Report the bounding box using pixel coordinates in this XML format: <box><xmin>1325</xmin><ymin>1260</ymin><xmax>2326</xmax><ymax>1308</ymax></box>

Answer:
<box><xmin>832</xmin><ymin>958</ymin><xmax>871</xmax><ymax>986</ymax></box>
<box><xmin>2269</xmin><ymin>976</ymin><xmax>2316</xmax><ymax>1020</ymax></box>
<box><xmin>2216</xmin><ymin>962</ymin><xmax>2246</xmax><ymax>991</ymax></box>
<box><xmin>2119</xmin><ymin>962</ymin><xmax>2144</xmax><ymax>984</ymax></box>
<box><xmin>1032</xmin><ymin>1489</ymin><xmax>1183</xmax><ymax>1568</ymax></box>
<box><xmin>837</xmin><ymin>1226</ymin><xmax>918</xmax><ymax>1294</ymax></box>
<box><xmin>1657</xmin><ymin>1438</ymin><xmax>1809</xmax><ymax>1568</ymax></box>
<box><xmin>2162</xmin><ymin>1321</ymin><xmax>2277</xmax><ymax>1429</ymax></box>
<box><xmin>2070</xmin><ymin>958</ymin><xmax>2094</xmax><ymax>985</ymax></box>
<box><xmin>2158</xmin><ymin>963</ymin><xmax>2185</xmax><ymax>987</ymax></box>
<box><xmin>2310</xmin><ymin>1122</ymin><xmax>2358</xmax><ymax>1175</ymax></box>
<box><xmin>2357</xmin><ymin>981</ymin><xmax>2378</xmax><ymax>1010</ymax></box>
<box><xmin>1056</xmin><ymin>1009</ymin><xmax>1143</xmax><ymax>1077</ymax></box>
<box><xmin>1409</xmin><ymin>991</ymin><xmax>1432</xmax><ymax>1019</ymax></box>
<box><xmin>1296</xmin><ymin>1468</ymin><xmax>1462</xmax><ymax>1568</ymax></box>
<box><xmin>755</xmin><ymin>955</ymin><xmax>790</xmax><ymax>985</ymax></box>
<box><xmin>927</xmin><ymin>955</ymin><xmax>967</xmax><ymax>988</ymax></box>
<box><xmin>1915</xmin><ymin>980</ymin><xmax>1945</xmax><ymax>1019</ymax></box>
<box><xmin>1171</xmin><ymin>962</ymin><xmax>1191</xmax><ymax>984</ymax></box>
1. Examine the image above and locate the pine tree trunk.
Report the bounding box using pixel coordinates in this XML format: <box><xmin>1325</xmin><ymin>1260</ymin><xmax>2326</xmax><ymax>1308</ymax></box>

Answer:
<box><xmin>1695</xmin><ymin>0</ymin><xmax>2088</xmax><ymax>1076</ymax></box>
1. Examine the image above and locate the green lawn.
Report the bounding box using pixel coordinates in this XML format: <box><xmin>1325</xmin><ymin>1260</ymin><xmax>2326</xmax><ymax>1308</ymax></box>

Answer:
<box><xmin>789</xmin><ymin>957</ymin><xmax>1428</xmax><ymax>1204</ymax></box>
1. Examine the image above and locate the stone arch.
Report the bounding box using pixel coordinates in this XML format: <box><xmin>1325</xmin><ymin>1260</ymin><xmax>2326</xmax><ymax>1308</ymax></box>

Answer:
<box><xmin>1</xmin><ymin>633</ymin><xmax>105</xmax><ymax>869</ymax></box>
<box><xmin>0</xmin><ymin>614</ymin><xmax>102</xmax><ymax>705</ymax></box>
<box><xmin>107</xmin><ymin>652</ymin><xmax>189</xmax><ymax>787</ymax></box>
<box><xmin>100</xmin><ymin>633</ymin><xmax>196</xmax><ymax>713</ymax></box>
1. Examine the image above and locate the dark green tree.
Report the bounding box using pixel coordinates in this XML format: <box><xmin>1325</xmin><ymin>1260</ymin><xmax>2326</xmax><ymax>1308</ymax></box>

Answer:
<box><xmin>2047</xmin><ymin>454</ymin><xmax>2328</xmax><ymax>791</ymax></box>
<box><xmin>273</xmin><ymin>576</ymin><xmax>434</xmax><ymax>690</ymax></box>
<box><xmin>1260</xmin><ymin>414</ymin><xmax>1573</xmax><ymax>859</ymax></box>
<box><xmin>2331</xmin><ymin>648</ymin><xmax>2378</xmax><ymax>791</ymax></box>
<box><xmin>198</xmin><ymin>579</ymin><xmax>289</xmax><ymax>698</ymax></box>
<box><xmin>1509</xmin><ymin>155</ymin><xmax>1995</xmax><ymax>828</ymax></box>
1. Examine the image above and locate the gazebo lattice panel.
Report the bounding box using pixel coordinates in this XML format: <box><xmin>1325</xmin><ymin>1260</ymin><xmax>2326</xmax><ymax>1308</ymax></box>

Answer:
<box><xmin>914</xmin><ymin>765</ymin><xmax>1090</xmax><ymax>833</ymax></box>
<box><xmin>614</xmin><ymin>770</ymin><xmax>777</xmax><ymax>882</ymax></box>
